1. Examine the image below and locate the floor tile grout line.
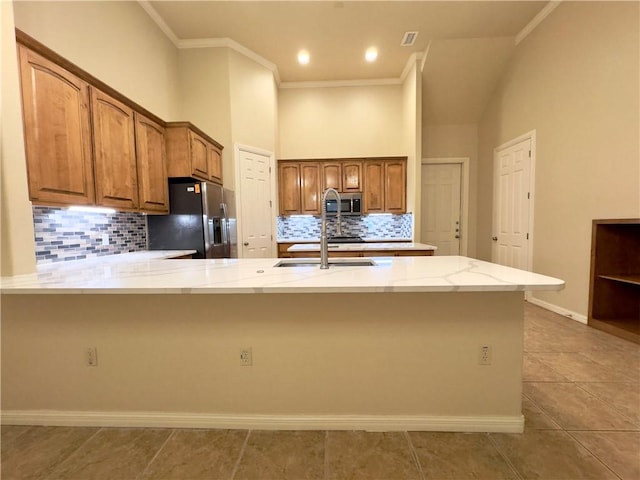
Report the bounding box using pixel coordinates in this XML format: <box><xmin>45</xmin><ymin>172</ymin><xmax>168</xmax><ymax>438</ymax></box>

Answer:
<box><xmin>487</xmin><ymin>432</ymin><xmax>524</xmax><ymax>480</ymax></box>
<box><xmin>403</xmin><ymin>431</ymin><xmax>426</xmax><ymax>480</ymax></box>
<box><xmin>0</xmin><ymin>424</ymin><xmax>33</xmax><ymax>446</ymax></box>
<box><xmin>136</xmin><ymin>428</ymin><xmax>176</xmax><ymax>480</ymax></box>
<box><xmin>573</xmin><ymin>383</ymin><xmax>640</xmax><ymax>427</ymax></box>
<box><xmin>42</xmin><ymin>426</ymin><xmax>105</xmax><ymax>480</ymax></box>
<box><xmin>564</xmin><ymin>430</ymin><xmax>625</xmax><ymax>480</ymax></box>
<box><xmin>229</xmin><ymin>429</ymin><xmax>251</xmax><ymax>480</ymax></box>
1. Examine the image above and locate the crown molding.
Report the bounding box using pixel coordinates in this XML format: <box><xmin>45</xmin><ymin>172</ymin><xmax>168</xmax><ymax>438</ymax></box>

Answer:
<box><xmin>178</xmin><ymin>37</ymin><xmax>281</xmax><ymax>84</ymax></box>
<box><xmin>137</xmin><ymin>0</ymin><xmax>180</xmax><ymax>47</ymax></box>
<box><xmin>279</xmin><ymin>78</ymin><xmax>402</xmax><ymax>89</ymax></box>
<box><xmin>515</xmin><ymin>1</ymin><xmax>561</xmax><ymax>45</ymax></box>
<box><xmin>400</xmin><ymin>52</ymin><xmax>423</xmax><ymax>82</ymax></box>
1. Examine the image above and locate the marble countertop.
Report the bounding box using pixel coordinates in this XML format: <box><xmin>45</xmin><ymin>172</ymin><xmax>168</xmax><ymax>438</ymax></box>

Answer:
<box><xmin>0</xmin><ymin>253</ymin><xmax>564</xmax><ymax>295</ymax></box>
<box><xmin>278</xmin><ymin>237</ymin><xmax>413</xmax><ymax>243</ymax></box>
<box><xmin>288</xmin><ymin>242</ymin><xmax>436</xmax><ymax>252</ymax></box>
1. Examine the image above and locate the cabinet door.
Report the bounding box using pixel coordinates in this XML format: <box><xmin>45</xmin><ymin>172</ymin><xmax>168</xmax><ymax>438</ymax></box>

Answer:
<box><xmin>300</xmin><ymin>163</ymin><xmax>320</xmax><ymax>214</ymax></box>
<box><xmin>18</xmin><ymin>45</ymin><xmax>95</xmax><ymax>206</ymax></box>
<box><xmin>91</xmin><ymin>88</ymin><xmax>138</xmax><ymax>210</ymax></box>
<box><xmin>385</xmin><ymin>160</ymin><xmax>406</xmax><ymax>213</ymax></box>
<box><xmin>342</xmin><ymin>161</ymin><xmax>363</xmax><ymax>192</ymax></box>
<box><xmin>363</xmin><ymin>161</ymin><xmax>384</xmax><ymax>213</ymax></box>
<box><xmin>189</xmin><ymin>131</ymin><xmax>210</xmax><ymax>180</ymax></box>
<box><xmin>279</xmin><ymin>163</ymin><xmax>301</xmax><ymax>215</ymax></box>
<box><xmin>209</xmin><ymin>144</ymin><xmax>223</xmax><ymax>184</ymax></box>
<box><xmin>135</xmin><ymin>113</ymin><xmax>168</xmax><ymax>213</ymax></box>
<box><xmin>321</xmin><ymin>162</ymin><xmax>342</xmax><ymax>192</ymax></box>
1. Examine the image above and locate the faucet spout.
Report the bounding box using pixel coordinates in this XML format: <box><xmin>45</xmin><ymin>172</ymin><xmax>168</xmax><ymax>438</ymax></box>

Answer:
<box><xmin>320</xmin><ymin>188</ymin><xmax>341</xmax><ymax>269</ymax></box>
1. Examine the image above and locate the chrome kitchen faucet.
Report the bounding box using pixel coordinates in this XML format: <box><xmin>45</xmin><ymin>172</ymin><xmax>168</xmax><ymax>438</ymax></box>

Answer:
<box><xmin>320</xmin><ymin>188</ymin><xmax>342</xmax><ymax>269</ymax></box>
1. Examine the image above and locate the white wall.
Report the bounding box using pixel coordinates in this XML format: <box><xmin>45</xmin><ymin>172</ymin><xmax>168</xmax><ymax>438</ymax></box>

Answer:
<box><xmin>402</xmin><ymin>60</ymin><xmax>422</xmax><ymax>239</ymax></box>
<box><xmin>228</xmin><ymin>50</ymin><xmax>278</xmax><ymax>156</ymax></box>
<box><xmin>478</xmin><ymin>1</ymin><xmax>640</xmax><ymax>317</ymax></box>
<box><xmin>278</xmin><ymin>84</ymin><xmax>404</xmax><ymax>159</ymax></box>
<box><xmin>13</xmin><ymin>0</ymin><xmax>180</xmax><ymax>121</ymax></box>
<box><xmin>1</xmin><ymin>0</ymin><xmax>36</xmax><ymax>276</ymax></box>
<box><xmin>178</xmin><ymin>48</ymin><xmax>233</xmax><ymax>188</ymax></box>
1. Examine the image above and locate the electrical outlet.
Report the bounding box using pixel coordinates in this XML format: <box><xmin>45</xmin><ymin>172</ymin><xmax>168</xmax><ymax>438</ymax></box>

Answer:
<box><xmin>240</xmin><ymin>347</ymin><xmax>252</xmax><ymax>366</ymax></box>
<box><xmin>86</xmin><ymin>347</ymin><xmax>98</xmax><ymax>366</ymax></box>
<box><xmin>478</xmin><ymin>345</ymin><xmax>492</xmax><ymax>365</ymax></box>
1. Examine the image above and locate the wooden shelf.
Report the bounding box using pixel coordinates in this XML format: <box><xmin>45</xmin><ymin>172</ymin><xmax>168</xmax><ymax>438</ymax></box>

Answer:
<box><xmin>588</xmin><ymin>219</ymin><xmax>640</xmax><ymax>344</ymax></box>
<box><xmin>589</xmin><ymin>317</ymin><xmax>640</xmax><ymax>344</ymax></box>
<box><xmin>598</xmin><ymin>274</ymin><xmax>640</xmax><ymax>286</ymax></box>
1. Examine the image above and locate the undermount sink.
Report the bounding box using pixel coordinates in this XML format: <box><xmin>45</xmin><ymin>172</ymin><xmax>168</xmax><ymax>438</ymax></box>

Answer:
<box><xmin>274</xmin><ymin>258</ymin><xmax>377</xmax><ymax>268</ymax></box>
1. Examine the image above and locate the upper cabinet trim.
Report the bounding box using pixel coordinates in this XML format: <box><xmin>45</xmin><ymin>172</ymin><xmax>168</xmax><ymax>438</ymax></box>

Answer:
<box><xmin>15</xmin><ymin>29</ymin><xmax>165</xmax><ymax>127</ymax></box>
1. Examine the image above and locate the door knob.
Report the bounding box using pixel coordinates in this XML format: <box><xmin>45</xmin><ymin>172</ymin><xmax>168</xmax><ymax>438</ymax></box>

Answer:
<box><xmin>243</xmin><ymin>242</ymin><xmax>249</xmax><ymax>246</ymax></box>
<box><xmin>492</xmin><ymin>236</ymin><xmax>498</xmax><ymax>241</ymax></box>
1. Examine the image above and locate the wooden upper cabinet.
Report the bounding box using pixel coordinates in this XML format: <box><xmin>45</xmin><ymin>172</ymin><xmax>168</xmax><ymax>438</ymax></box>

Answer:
<box><xmin>209</xmin><ymin>145</ymin><xmax>223</xmax><ymax>185</ymax></box>
<box><xmin>165</xmin><ymin>122</ymin><xmax>224</xmax><ymax>184</ymax></box>
<box><xmin>321</xmin><ymin>162</ymin><xmax>342</xmax><ymax>192</ymax></box>
<box><xmin>18</xmin><ymin>45</ymin><xmax>95</xmax><ymax>206</ymax></box>
<box><xmin>342</xmin><ymin>161</ymin><xmax>363</xmax><ymax>192</ymax></box>
<box><xmin>90</xmin><ymin>87</ymin><xmax>138</xmax><ymax>210</ymax></box>
<box><xmin>300</xmin><ymin>163</ymin><xmax>320</xmax><ymax>214</ymax></box>
<box><xmin>189</xmin><ymin>130</ymin><xmax>209</xmax><ymax>179</ymax></box>
<box><xmin>385</xmin><ymin>160</ymin><xmax>406</xmax><ymax>213</ymax></box>
<box><xmin>135</xmin><ymin>113</ymin><xmax>168</xmax><ymax>213</ymax></box>
<box><xmin>279</xmin><ymin>162</ymin><xmax>301</xmax><ymax>215</ymax></box>
<box><xmin>363</xmin><ymin>158</ymin><xmax>406</xmax><ymax>214</ymax></box>
<box><xmin>363</xmin><ymin>161</ymin><xmax>385</xmax><ymax>213</ymax></box>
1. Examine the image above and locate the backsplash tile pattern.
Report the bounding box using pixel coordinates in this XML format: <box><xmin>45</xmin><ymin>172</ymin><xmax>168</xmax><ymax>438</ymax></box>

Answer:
<box><xmin>277</xmin><ymin>213</ymin><xmax>412</xmax><ymax>240</ymax></box>
<box><xmin>33</xmin><ymin>207</ymin><xmax>146</xmax><ymax>264</ymax></box>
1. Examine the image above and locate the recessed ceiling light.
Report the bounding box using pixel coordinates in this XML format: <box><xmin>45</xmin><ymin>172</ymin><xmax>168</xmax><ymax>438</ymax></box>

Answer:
<box><xmin>365</xmin><ymin>47</ymin><xmax>378</xmax><ymax>62</ymax></box>
<box><xmin>297</xmin><ymin>50</ymin><xmax>310</xmax><ymax>65</ymax></box>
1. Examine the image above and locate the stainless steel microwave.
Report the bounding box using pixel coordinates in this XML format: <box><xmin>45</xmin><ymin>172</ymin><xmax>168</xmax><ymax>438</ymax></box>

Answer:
<box><xmin>325</xmin><ymin>193</ymin><xmax>362</xmax><ymax>216</ymax></box>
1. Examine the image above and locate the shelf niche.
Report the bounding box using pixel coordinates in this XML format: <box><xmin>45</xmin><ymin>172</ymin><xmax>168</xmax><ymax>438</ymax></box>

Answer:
<box><xmin>588</xmin><ymin>219</ymin><xmax>640</xmax><ymax>344</ymax></box>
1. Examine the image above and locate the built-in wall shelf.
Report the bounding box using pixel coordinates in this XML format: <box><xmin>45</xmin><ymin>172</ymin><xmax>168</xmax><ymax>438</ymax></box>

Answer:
<box><xmin>588</xmin><ymin>219</ymin><xmax>640</xmax><ymax>344</ymax></box>
<box><xmin>598</xmin><ymin>274</ymin><xmax>640</xmax><ymax>287</ymax></box>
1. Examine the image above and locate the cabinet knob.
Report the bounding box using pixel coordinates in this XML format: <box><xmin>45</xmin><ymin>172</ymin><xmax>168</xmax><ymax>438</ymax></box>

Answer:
<box><xmin>492</xmin><ymin>236</ymin><xmax>498</xmax><ymax>241</ymax></box>
<box><xmin>243</xmin><ymin>242</ymin><xmax>249</xmax><ymax>246</ymax></box>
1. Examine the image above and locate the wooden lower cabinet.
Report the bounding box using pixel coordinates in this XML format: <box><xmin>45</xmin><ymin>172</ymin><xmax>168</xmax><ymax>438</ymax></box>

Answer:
<box><xmin>91</xmin><ymin>87</ymin><xmax>139</xmax><ymax>210</ymax></box>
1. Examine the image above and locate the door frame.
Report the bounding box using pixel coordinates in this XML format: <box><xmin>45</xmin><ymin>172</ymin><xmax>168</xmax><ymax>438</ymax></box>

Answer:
<box><xmin>421</xmin><ymin>157</ymin><xmax>470</xmax><ymax>256</ymax></box>
<box><xmin>492</xmin><ymin>129</ymin><xmax>537</xmax><ymax>273</ymax></box>
<box><xmin>234</xmin><ymin>143</ymin><xmax>277</xmax><ymax>258</ymax></box>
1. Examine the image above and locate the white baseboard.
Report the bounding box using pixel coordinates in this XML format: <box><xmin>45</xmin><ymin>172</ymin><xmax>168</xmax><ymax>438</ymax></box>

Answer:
<box><xmin>527</xmin><ymin>296</ymin><xmax>587</xmax><ymax>324</ymax></box>
<box><xmin>1</xmin><ymin>410</ymin><xmax>524</xmax><ymax>433</ymax></box>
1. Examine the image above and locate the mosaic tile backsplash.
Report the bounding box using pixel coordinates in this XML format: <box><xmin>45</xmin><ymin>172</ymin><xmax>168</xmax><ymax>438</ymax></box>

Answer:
<box><xmin>277</xmin><ymin>213</ymin><xmax>412</xmax><ymax>240</ymax></box>
<box><xmin>33</xmin><ymin>207</ymin><xmax>146</xmax><ymax>264</ymax></box>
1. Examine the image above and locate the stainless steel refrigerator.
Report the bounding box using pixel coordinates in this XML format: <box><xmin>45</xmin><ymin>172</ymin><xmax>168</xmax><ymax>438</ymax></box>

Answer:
<box><xmin>147</xmin><ymin>180</ymin><xmax>237</xmax><ymax>259</ymax></box>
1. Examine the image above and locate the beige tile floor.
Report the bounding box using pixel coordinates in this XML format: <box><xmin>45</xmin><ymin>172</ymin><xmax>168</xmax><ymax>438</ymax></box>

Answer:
<box><xmin>2</xmin><ymin>302</ymin><xmax>639</xmax><ymax>480</ymax></box>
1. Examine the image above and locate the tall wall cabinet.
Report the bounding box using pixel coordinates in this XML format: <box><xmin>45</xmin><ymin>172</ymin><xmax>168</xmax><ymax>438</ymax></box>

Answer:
<box><xmin>588</xmin><ymin>219</ymin><xmax>640</xmax><ymax>344</ymax></box>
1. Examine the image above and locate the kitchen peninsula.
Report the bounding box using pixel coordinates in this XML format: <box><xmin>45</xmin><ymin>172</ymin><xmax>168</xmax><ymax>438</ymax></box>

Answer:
<box><xmin>1</xmin><ymin>255</ymin><xmax>563</xmax><ymax>433</ymax></box>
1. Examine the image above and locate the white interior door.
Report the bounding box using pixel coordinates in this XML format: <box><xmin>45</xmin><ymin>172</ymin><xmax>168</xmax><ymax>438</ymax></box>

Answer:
<box><xmin>239</xmin><ymin>149</ymin><xmax>273</xmax><ymax>258</ymax></box>
<box><xmin>492</xmin><ymin>138</ymin><xmax>531</xmax><ymax>269</ymax></box>
<box><xmin>421</xmin><ymin>163</ymin><xmax>461</xmax><ymax>255</ymax></box>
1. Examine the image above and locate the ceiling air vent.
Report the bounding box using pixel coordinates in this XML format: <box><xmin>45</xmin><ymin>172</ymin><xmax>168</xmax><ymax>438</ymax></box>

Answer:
<box><xmin>401</xmin><ymin>31</ymin><xmax>418</xmax><ymax>47</ymax></box>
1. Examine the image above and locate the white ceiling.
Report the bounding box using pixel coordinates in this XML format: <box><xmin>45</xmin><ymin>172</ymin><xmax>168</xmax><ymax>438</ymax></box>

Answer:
<box><xmin>144</xmin><ymin>1</ymin><xmax>550</xmax><ymax>124</ymax></box>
